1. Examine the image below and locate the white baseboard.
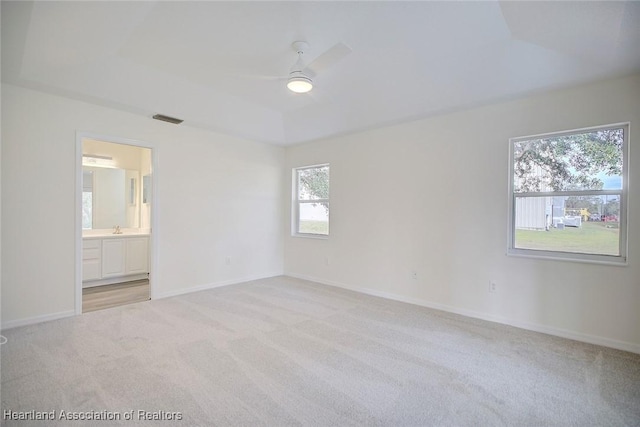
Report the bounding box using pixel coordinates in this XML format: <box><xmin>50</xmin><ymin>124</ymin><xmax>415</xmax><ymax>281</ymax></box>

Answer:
<box><xmin>155</xmin><ymin>272</ymin><xmax>283</xmax><ymax>299</ymax></box>
<box><xmin>285</xmin><ymin>272</ymin><xmax>640</xmax><ymax>355</ymax></box>
<box><xmin>5</xmin><ymin>273</ymin><xmax>637</xmax><ymax>355</ymax></box>
<box><xmin>1</xmin><ymin>273</ymin><xmax>283</xmax><ymax>330</ymax></box>
<box><xmin>1</xmin><ymin>310</ymin><xmax>76</xmax><ymax>331</ymax></box>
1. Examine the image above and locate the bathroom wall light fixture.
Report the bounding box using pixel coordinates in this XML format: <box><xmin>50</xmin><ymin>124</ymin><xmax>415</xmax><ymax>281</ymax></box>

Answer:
<box><xmin>82</xmin><ymin>154</ymin><xmax>116</xmax><ymax>168</ymax></box>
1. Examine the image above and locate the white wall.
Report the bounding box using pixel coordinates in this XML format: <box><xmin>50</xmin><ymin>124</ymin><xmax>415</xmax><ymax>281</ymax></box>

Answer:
<box><xmin>3</xmin><ymin>74</ymin><xmax>639</xmax><ymax>353</ymax></box>
<box><xmin>140</xmin><ymin>146</ymin><xmax>152</xmax><ymax>230</ymax></box>
<box><xmin>284</xmin><ymin>74</ymin><xmax>640</xmax><ymax>353</ymax></box>
<box><xmin>1</xmin><ymin>83</ymin><xmax>284</xmax><ymax>326</ymax></box>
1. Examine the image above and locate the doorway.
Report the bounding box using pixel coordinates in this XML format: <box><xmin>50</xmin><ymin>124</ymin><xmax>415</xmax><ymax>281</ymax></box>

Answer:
<box><xmin>75</xmin><ymin>134</ymin><xmax>156</xmax><ymax>314</ymax></box>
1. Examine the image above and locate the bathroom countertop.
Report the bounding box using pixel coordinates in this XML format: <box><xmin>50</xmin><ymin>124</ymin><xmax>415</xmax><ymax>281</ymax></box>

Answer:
<box><xmin>83</xmin><ymin>229</ymin><xmax>150</xmax><ymax>239</ymax></box>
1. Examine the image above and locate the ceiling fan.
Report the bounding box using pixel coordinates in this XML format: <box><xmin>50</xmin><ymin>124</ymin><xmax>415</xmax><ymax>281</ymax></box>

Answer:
<box><xmin>286</xmin><ymin>41</ymin><xmax>352</xmax><ymax>94</ymax></box>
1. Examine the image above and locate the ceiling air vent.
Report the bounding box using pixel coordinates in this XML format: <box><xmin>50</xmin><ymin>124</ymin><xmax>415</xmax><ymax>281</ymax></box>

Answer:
<box><xmin>152</xmin><ymin>114</ymin><xmax>183</xmax><ymax>125</ymax></box>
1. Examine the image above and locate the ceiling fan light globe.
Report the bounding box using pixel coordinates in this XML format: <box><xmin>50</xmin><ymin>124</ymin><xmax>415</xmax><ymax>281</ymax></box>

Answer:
<box><xmin>287</xmin><ymin>75</ymin><xmax>313</xmax><ymax>93</ymax></box>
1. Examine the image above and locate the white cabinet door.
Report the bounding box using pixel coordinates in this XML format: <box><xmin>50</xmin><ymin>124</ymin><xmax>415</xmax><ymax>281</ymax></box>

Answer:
<box><xmin>102</xmin><ymin>239</ymin><xmax>126</xmax><ymax>278</ymax></box>
<box><xmin>82</xmin><ymin>239</ymin><xmax>102</xmax><ymax>281</ymax></box>
<box><xmin>126</xmin><ymin>237</ymin><xmax>148</xmax><ymax>275</ymax></box>
<box><xmin>83</xmin><ymin>260</ymin><xmax>101</xmax><ymax>281</ymax></box>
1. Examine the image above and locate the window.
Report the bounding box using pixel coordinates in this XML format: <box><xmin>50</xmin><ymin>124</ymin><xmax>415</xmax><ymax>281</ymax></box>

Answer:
<box><xmin>82</xmin><ymin>170</ymin><xmax>94</xmax><ymax>229</ymax></box>
<box><xmin>508</xmin><ymin>123</ymin><xmax>628</xmax><ymax>264</ymax></box>
<box><xmin>293</xmin><ymin>164</ymin><xmax>329</xmax><ymax>236</ymax></box>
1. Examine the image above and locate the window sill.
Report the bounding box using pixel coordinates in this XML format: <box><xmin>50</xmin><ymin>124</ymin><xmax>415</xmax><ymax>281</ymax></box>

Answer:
<box><xmin>292</xmin><ymin>233</ymin><xmax>329</xmax><ymax>240</ymax></box>
<box><xmin>507</xmin><ymin>248</ymin><xmax>627</xmax><ymax>266</ymax></box>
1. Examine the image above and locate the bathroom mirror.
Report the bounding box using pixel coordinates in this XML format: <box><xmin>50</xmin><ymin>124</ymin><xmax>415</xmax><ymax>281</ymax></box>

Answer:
<box><xmin>82</xmin><ymin>166</ymin><xmax>140</xmax><ymax>229</ymax></box>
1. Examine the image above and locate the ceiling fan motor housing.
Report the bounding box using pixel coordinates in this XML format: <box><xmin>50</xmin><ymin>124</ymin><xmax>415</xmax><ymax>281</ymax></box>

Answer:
<box><xmin>288</xmin><ymin>41</ymin><xmax>313</xmax><ymax>93</ymax></box>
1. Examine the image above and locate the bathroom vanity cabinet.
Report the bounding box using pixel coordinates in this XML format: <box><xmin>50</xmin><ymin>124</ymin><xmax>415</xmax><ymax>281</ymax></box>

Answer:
<box><xmin>82</xmin><ymin>234</ymin><xmax>149</xmax><ymax>287</ymax></box>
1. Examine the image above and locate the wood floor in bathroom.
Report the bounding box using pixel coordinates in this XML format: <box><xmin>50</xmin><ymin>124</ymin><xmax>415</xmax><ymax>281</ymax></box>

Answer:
<box><xmin>83</xmin><ymin>279</ymin><xmax>150</xmax><ymax>313</ymax></box>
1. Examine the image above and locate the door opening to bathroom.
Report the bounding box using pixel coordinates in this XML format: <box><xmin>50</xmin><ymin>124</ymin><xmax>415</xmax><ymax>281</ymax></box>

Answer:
<box><xmin>77</xmin><ymin>136</ymin><xmax>154</xmax><ymax>313</ymax></box>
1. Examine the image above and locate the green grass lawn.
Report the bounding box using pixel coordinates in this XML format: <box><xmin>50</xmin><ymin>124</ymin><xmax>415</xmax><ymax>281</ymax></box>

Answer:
<box><xmin>299</xmin><ymin>220</ymin><xmax>329</xmax><ymax>235</ymax></box>
<box><xmin>515</xmin><ymin>221</ymin><xmax>619</xmax><ymax>255</ymax></box>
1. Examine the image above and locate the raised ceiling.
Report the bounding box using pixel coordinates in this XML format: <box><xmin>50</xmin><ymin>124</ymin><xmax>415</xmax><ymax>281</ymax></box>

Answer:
<box><xmin>2</xmin><ymin>1</ymin><xmax>639</xmax><ymax>145</ymax></box>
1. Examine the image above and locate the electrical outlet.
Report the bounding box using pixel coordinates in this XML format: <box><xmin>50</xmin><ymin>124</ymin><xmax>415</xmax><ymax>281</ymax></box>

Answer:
<box><xmin>412</xmin><ymin>271</ymin><xmax>418</xmax><ymax>280</ymax></box>
<box><xmin>489</xmin><ymin>281</ymin><xmax>497</xmax><ymax>293</ymax></box>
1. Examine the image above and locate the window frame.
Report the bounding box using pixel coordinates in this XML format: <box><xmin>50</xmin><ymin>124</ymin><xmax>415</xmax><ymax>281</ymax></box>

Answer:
<box><xmin>292</xmin><ymin>163</ymin><xmax>330</xmax><ymax>239</ymax></box>
<box><xmin>507</xmin><ymin>123</ymin><xmax>629</xmax><ymax>265</ymax></box>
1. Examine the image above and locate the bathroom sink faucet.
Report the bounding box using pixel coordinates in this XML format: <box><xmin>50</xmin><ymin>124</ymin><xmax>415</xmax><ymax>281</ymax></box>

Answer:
<box><xmin>113</xmin><ymin>225</ymin><xmax>122</xmax><ymax>234</ymax></box>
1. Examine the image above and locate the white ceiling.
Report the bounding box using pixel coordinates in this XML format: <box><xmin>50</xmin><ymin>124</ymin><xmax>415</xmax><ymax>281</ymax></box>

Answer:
<box><xmin>3</xmin><ymin>1</ymin><xmax>639</xmax><ymax>146</ymax></box>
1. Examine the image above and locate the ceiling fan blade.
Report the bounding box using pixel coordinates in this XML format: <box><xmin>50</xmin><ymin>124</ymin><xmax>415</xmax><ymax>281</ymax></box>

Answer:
<box><xmin>250</xmin><ymin>75</ymin><xmax>284</xmax><ymax>81</ymax></box>
<box><xmin>232</xmin><ymin>72</ymin><xmax>284</xmax><ymax>82</ymax></box>
<box><xmin>304</xmin><ymin>42</ymin><xmax>352</xmax><ymax>78</ymax></box>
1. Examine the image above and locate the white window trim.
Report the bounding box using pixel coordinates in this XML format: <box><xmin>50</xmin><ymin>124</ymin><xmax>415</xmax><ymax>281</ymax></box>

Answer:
<box><xmin>507</xmin><ymin>123</ymin><xmax>629</xmax><ymax>265</ymax></box>
<box><xmin>292</xmin><ymin>163</ymin><xmax>330</xmax><ymax>239</ymax></box>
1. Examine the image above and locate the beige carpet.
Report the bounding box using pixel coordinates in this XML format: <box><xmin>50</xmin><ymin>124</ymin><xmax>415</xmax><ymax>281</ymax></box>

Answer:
<box><xmin>1</xmin><ymin>276</ymin><xmax>639</xmax><ymax>426</ymax></box>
